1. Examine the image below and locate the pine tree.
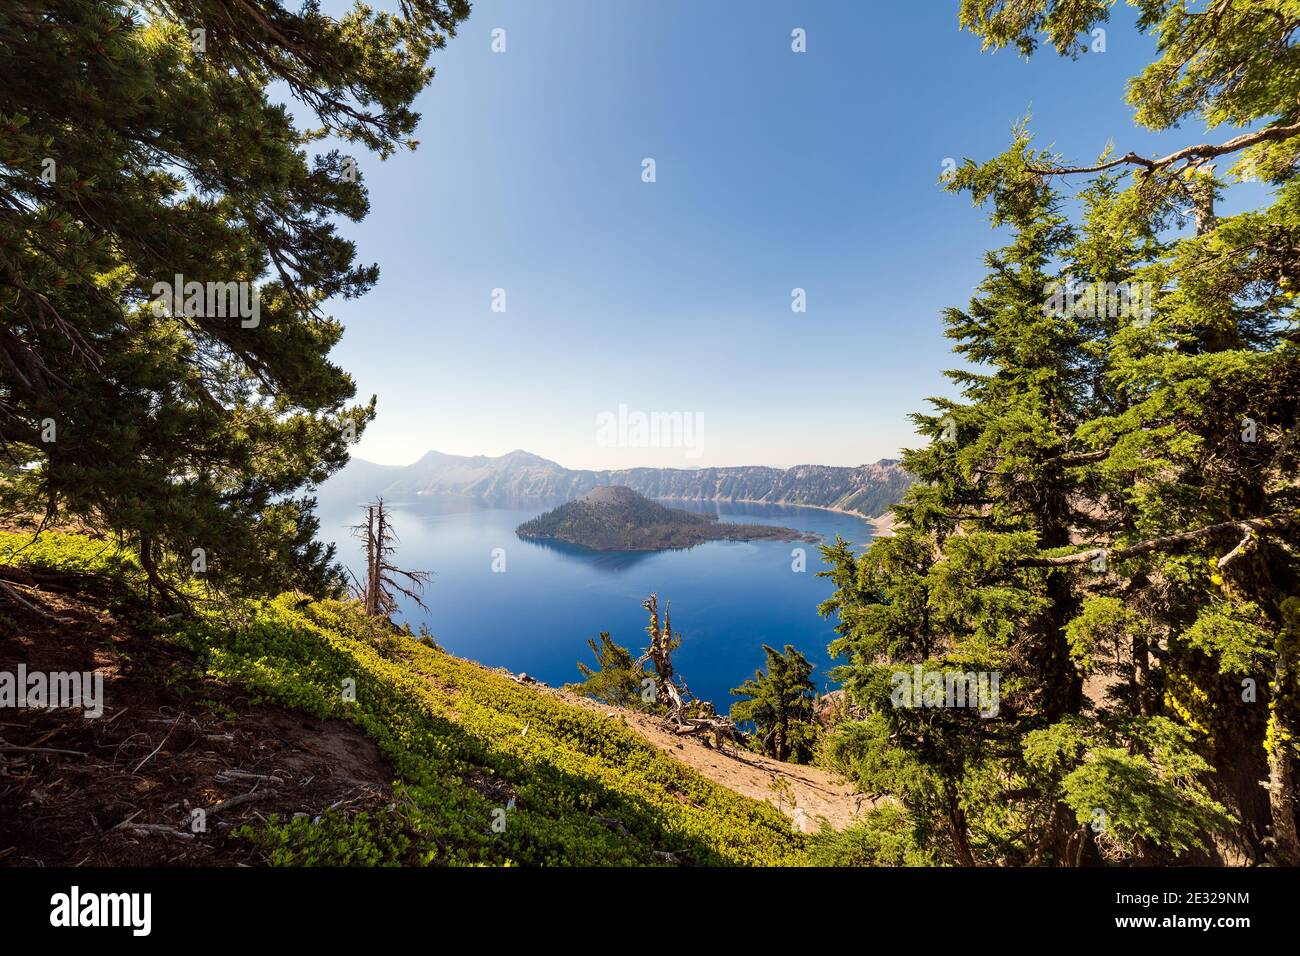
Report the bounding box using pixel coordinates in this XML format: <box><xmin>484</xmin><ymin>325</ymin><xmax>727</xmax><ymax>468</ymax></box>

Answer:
<box><xmin>818</xmin><ymin>1</ymin><xmax>1298</xmax><ymax>865</ymax></box>
<box><xmin>0</xmin><ymin>1</ymin><xmax>469</xmax><ymax>603</ymax></box>
<box><xmin>965</xmin><ymin>0</ymin><xmax>1299</xmax><ymax>866</ymax></box>
<box><xmin>729</xmin><ymin>644</ymin><xmax>819</xmax><ymax>763</ymax></box>
<box><xmin>570</xmin><ymin>632</ymin><xmax>648</xmax><ymax>709</ymax></box>
<box><xmin>820</xmin><ymin>135</ymin><xmax>1233</xmax><ymax>865</ymax></box>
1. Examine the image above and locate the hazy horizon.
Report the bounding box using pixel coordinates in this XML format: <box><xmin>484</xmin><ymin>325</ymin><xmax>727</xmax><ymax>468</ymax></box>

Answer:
<box><xmin>346</xmin><ymin>444</ymin><xmax>904</xmax><ymax>471</ymax></box>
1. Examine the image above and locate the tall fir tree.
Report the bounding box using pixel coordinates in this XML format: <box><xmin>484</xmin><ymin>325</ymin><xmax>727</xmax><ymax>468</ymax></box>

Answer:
<box><xmin>819</xmin><ymin>0</ymin><xmax>1298</xmax><ymax>865</ymax></box>
<box><xmin>729</xmin><ymin>644</ymin><xmax>819</xmax><ymax>763</ymax></box>
<box><xmin>964</xmin><ymin>0</ymin><xmax>1300</xmax><ymax>866</ymax></box>
<box><xmin>820</xmin><ymin>139</ymin><xmax>1233</xmax><ymax>865</ymax></box>
<box><xmin>0</xmin><ymin>1</ymin><xmax>469</xmax><ymax>601</ymax></box>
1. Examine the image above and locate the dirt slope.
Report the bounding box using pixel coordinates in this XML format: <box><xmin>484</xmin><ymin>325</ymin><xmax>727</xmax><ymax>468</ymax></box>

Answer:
<box><xmin>0</xmin><ymin>570</ymin><xmax>392</xmax><ymax>866</ymax></box>
<box><xmin>548</xmin><ymin>686</ymin><xmax>871</xmax><ymax>831</ymax></box>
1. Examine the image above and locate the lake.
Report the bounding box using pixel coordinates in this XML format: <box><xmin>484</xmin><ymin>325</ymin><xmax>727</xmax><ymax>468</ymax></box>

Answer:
<box><xmin>316</xmin><ymin>496</ymin><xmax>873</xmax><ymax>709</ymax></box>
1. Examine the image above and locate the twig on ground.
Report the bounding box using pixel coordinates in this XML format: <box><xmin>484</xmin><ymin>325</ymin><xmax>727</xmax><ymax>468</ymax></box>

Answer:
<box><xmin>205</xmin><ymin>790</ymin><xmax>271</xmax><ymax>814</ymax></box>
<box><xmin>131</xmin><ymin>714</ymin><xmax>180</xmax><ymax>774</ymax></box>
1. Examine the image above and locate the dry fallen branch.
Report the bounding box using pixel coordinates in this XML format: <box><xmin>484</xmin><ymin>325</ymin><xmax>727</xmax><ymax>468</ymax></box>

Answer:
<box><xmin>592</xmin><ymin>815</ymin><xmax>631</xmax><ymax>837</ymax></box>
<box><xmin>122</xmin><ymin>824</ymin><xmax>194</xmax><ymax>841</ymax></box>
<box><xmin>670</xmin><ymin>715</ymin><xmax>739</xmax><ymax>750</ymax></box>
<box><xmin>1217</xmin><ymin>523</ymin><xmax>1259</xmax><ymax>569</ymax></box>
<box><xmin>0</xmin><ymin>741</ymin><xmax>86</xmax><ymax>757</ymax></box>
<box><xmin>214</xmin><ymin>770</ymin><xmax>284</xmax><ymax>786</ymax></box>
<box><xmin>110</xmin><ymin>809</ymin><xmax>145</xmax><ymax>831</ymax></box>
<box><xmin>205</xmin><ymin>790</ymin><xmax>272</xmax><ymax>814</ymax></box>
<box><xmin>0</xmin><ymin>580</ymin><xmax>66</xmax><ymax>621</ymax></box>
<box><xmin>131</xmin><ymin>716</ymin><xmax>179</xmax><ymax>774</ymax></box>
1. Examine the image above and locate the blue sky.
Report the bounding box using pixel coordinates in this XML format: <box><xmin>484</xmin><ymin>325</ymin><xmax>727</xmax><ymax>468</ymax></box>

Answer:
<box><xmin>317</xmin><ymin>1</ymin><xmax>1250</xmax><ymax>470</ymax></box>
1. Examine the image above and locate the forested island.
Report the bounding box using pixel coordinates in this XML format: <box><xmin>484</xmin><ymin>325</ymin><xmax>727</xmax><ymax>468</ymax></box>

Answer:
<box><xmin>516</xmin><ymin>486</ymin><xmax>818</xmax><ymax>551</ymax></box>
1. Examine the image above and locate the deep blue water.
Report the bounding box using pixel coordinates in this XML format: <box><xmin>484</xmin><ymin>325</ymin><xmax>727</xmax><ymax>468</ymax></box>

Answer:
<box><xmin>316</xmin><ymin>496</ymin><xmax>872</xmax><ymax>709</ymax></box>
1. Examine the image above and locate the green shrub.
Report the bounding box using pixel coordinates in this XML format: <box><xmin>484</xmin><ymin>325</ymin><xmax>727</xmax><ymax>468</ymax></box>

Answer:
<box><xmin>12</xmin><ymin>529</ymin><xmax>809</xmax><ymax>866</ymax></box>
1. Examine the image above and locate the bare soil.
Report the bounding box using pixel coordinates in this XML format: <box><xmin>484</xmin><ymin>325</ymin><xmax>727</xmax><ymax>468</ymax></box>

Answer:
<box><xmin>0</xmin><ymin>569</ymin><xmax>392</xmax><ymax>866</ymax></box>
<box><xmin>549</xmin><ymin>686</ymin><xmax>871</xmax><ymax>831</ymax></box>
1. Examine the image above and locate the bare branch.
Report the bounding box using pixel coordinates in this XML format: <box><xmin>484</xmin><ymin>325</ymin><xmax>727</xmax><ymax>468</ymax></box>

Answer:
<box><xmin>1217</xmin><ymin>523</ymin><xmax>1258</xmax><ymax>569</ymax></box>
<box><xmin>1027</xmin><ymin>118</ymin><xmax>1300</xmax><ymax>177</ymax></box>
<box><xmin>1017</xmin><ymin>514</ymin><xmax>1294</xmax><ymax>568</ymax></box>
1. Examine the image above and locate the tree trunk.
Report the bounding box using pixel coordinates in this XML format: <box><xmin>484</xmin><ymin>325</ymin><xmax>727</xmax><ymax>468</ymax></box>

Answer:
<box><xmin>1265</xmin><ymin>608</ymin><xmax>1300</xmax><ymax>864</ymax></box>
<box><xmin>946</xmin><ymin>787</ymin><xmax>976</xmax><ymax>866</ymax></box>
<box><xmin>1132</xmin><ymin>630</ymin><xmax>1151</xmax><ymax>717</ymax></box>
<box><xmin>364</xmin><ymin>505</ymin><xmax>378</xmax><ymax>616</ymax></box>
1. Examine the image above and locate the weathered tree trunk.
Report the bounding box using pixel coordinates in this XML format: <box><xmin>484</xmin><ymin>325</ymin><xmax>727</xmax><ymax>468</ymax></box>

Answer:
<box><xmin>372</xmin><ymin>505</ymin><xmax>385</xmax><ymax>615</ymax></box>
<box><xmin>640</xmin><ymin>594</ymin><xmax>681</xmax><ymax>710</ymax></box>
<box><xmin>1132</xmin><ymin>630</ymin><xmax>1151</xmax><ymax>717</ymax></box>
<box><xmin>363</xmin><ymin>505</ymin><xmax>377</xmax><ymax>615</ymax></box>
<box><xmin>138</xmin><ymin>532</ymin><xmax>155</xmax><ymax>604</ymax></box>
<box><xmin>637</xmin><ymin>594</ymin><xmax>736</xmax><ymax>747</ymax></box>
<box><xmin>1265</xmin><ymin>607</ymin><xmax>1300</xmax><ymax>864</ymax></box>
<box><xmin>1191</xmin><ymin>169</ymin><xmax>1216</xmax><ymax>237</ymax></box>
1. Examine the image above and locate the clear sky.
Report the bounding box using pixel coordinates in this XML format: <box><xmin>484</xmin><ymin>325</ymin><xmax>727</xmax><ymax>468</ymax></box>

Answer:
<box><xmin>317</xmin><ymin>1</ymin><xmax>1238</xmax><ymax>471</ymax></box>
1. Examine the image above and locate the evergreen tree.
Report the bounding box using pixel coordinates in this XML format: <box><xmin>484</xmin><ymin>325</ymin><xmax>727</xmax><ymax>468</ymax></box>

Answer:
<box><xmin>819</xmin><ymin>1</ymin><xmax>1298</xmax><ymax>865</ymax></box>
<box><xmin>0</xmin><ymin>1</ymin><xmax>469</xmax><ymax>602</ymax></box>
<box><xmin>570</xmin><ymin>632</ymin><xmax>649</xmax><ymax>710</ymax></box>
<box><xmin>969</xmin><ymin>0</ymin><xmax>1300</xmax><ymax>866</ymax></box>
<box><xmin>730</xmin><ymin>644</ymin><xmax>819</xmax><ymax>763</ymax></box>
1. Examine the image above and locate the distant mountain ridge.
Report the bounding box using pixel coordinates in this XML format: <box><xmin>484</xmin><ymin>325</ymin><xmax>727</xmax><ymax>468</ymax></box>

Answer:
<box><xmin>321</xmin><ymin>449</ymin><xmax>912</xmax><ymax>518</ymax></box>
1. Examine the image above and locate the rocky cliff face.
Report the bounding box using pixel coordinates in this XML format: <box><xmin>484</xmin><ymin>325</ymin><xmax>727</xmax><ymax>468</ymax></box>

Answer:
<box><xmin>323</xmin><ymin>449</ymin><xmax>912</xmax><ymax>518</ymax></box>
<box><xmin>609</xmin><ymin>461</ymin><xmax>912</xmax><ymax>516</ymax></box>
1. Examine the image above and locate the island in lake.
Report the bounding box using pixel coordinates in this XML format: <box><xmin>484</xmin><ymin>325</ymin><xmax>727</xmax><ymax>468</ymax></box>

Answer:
<box><xmin>516</xmin><ymin>486</ymin><xmax>820</xmax><ymax>552</ymax></box>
